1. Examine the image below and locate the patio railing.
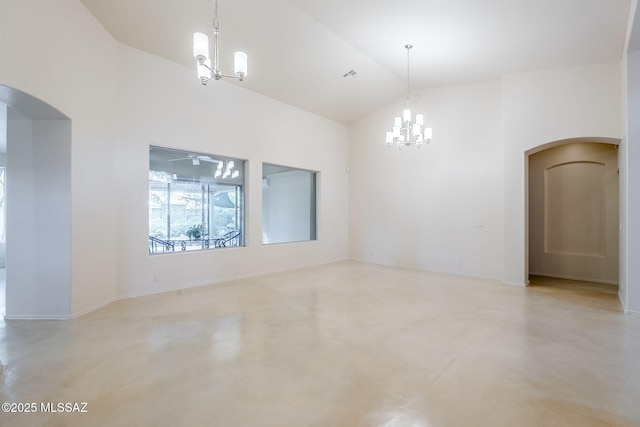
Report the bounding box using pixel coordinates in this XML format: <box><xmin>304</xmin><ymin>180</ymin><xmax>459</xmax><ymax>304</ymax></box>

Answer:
<box><xmin>148</xmin><ymin>230</ymin><xmax>241</xmax><ymax>254</ymax></box>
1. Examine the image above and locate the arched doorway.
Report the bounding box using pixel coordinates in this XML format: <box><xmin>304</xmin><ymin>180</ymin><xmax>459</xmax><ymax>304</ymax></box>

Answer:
<box><xmin>526</xmin><ymin>138</ymin><xmax>620</xmax><ymax>287</ymax></box>
<box><xmin>0</xmin><ymin>85</ymin><xmax>72</xmax><ymax>319</ymax></box>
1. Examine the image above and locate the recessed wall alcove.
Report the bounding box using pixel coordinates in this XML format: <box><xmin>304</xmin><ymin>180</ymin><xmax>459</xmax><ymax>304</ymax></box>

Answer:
<box><xmin>526</xmin><ymin>138</ymin><xmax>620</xmax><ymax>285</ymax></box>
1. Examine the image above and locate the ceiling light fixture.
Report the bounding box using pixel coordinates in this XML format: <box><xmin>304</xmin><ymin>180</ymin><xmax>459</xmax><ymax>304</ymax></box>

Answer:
<box><xmin>386</xmin><ymin>45</ymin><xmax>432</xmax><ymax>148</ymax></box>
<box><xmin>215</xmin><ymin>160</ymin><xmax>240</xmax><ymax>179</ymax></box>
<box><xmin>193</xmin><ymin>0</ymin><xmax>247</xmax><ymax>85</ymax></box>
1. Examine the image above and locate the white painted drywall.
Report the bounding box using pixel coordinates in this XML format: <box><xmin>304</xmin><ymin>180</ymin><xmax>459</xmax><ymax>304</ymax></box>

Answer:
<box><xmin>626</xmin><ymin>49</ymin><xmax>640</xmax><ymax>313</ymax></box>
<box><xmin>529</xmin><ymin>142</ymin><xmax>619</xmax><ymax>284</ymax></box>
<box><xmin>6</xmin><ymin>109</ymin><xmax>71</xmax><ymax>318</ymax></box>
<box><xmin>349</xmin><ymin>81</ymin><xmax>504</xmax><ymax>280</ymax></box>
<box><xmin>503</xmin><ymin>62</ymin><xmax>622</xmax><ymax>286</ymax></box>
<box><xmin>619</xmin><ymin>0</ymin><xmax>639</xmax><ymax>314</ymax></box>
<box><xmin>0</xmin><ymin>0</ymin><xmax>120</xmax><ymax>317</ymax></box>
<box><xmin>115</xmin><ymin>45</ymin><xmax>348</xmax><ymax>298</ymax></box>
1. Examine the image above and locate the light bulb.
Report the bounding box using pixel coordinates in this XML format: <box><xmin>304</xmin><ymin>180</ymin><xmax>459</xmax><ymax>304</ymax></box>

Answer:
<box><xmin>412</xmin><ymin>123</ymin><xmax>421</xmax><ymax>137</ymax></box>
<box><xmin>193</xmin><ymin>33</ymin><xmax>209</xmax><ymax>60</ymax></box>
<box><xmin>234</xmin><ymin>52</ymin><xmax>248</xmax><ymax>78</ymax></box>
<box><xmin>424</xmin><ymin>127</ymin><xmax>433</xmax><ymax>140</ymax></box>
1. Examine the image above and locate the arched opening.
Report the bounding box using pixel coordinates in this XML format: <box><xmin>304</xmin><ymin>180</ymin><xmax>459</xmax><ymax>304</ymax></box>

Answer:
<box><xmin>0</xmin><ymin>85</ymin><xmax>72</xmax><ymax>319</ymax></box>
<box><xmin>526</xmin><ymin>137</ymin><xmax>620</xmax><ymax>294</ymax></box>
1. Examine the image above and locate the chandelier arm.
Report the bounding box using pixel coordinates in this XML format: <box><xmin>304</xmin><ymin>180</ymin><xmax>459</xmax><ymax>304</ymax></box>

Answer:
<box><xmin>219</xmin><ymin>72</ymin><xmax>244</xmax><ymax>80</ymax></box>
<box><xmin>200</xmin><ymin>52</ymin><xmax>244</xmax><ymax>81</ymax></box>
<box><xmin>201</xmin><ymin>62</ymin><xmax>214</xmax><ymax>73</ymax></box>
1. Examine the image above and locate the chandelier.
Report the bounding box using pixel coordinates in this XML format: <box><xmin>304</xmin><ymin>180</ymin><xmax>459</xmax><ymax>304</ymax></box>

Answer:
<box><xmin>193</xmin><ymin>0</ymin><xmax>247</xmax><ymax>85</ymax></box>
<box><xmin>385</xmin><ymin>45</ymin><xmax>432</xmax><ymax>148</ymax></box>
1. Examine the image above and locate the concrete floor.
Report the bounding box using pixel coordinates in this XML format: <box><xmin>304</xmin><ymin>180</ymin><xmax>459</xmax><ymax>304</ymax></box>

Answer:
<box><xmin>0</xmin><ymin>261</ymin><xmax>638</xmax><ymax>426</ymax></box>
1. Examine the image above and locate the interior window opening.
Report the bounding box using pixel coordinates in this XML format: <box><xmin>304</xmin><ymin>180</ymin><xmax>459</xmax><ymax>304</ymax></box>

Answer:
<box><xmin>149</xmin><ymin>146</ymin><xmax>244</xmax><ymax>254</ymax></box>
<box><xmin>262</xmin><ymin>163</ymin><xmax>317</xmax><ymax>245</ymax></box>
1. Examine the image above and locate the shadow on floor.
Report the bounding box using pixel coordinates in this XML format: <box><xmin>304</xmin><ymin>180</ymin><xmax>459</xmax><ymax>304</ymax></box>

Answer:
<box><xmin>528</xmin><ymin>275</ymin><xmax>620</xmax><ymax>311</ymax></box>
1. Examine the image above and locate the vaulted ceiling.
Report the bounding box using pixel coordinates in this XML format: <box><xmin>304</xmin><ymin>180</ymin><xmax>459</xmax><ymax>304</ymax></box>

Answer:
<box><xmin>79</xmin><ymin>0</ymin><xmax>632</xmax><ymax>124</ymax></box>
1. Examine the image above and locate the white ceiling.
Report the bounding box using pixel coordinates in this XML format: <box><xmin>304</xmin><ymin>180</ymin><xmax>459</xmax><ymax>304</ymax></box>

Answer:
<box><xmin>78</xmin><ymin>0</ymin><xmax>632</xmax><ymax>124</ymax></box>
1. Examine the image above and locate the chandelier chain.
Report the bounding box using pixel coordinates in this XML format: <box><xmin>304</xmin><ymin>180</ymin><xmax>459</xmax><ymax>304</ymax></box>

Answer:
<box><xmin>406</xmin><ymin>44</ymin><xmax>412</xmax><ymax>102</ymax></box>
<box><xmin>213</xmin><ymin>0</ymin><xmax>219</xmax><ymax>30</ymax></box>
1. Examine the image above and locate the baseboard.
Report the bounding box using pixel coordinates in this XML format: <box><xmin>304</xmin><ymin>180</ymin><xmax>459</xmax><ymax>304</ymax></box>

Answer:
<box><xmin>501</xmin><ymin>281</ymin><xmax>528</xmax><ymax>287</ymax></box>
<box><xmin>348</xmin><ymin>257</ymin><xmax>504</xmax><ymax>284</ymax></box>
<box><xmin>427</xmin><ymin>268</ymin><xmax>502</xmax><ymax>284</ymax></box>
<box><xmin>4</xmin><ymin>314</ymin><xmax>70</xmax><ymax>320</ymax></box>
<box><xmin>5</xmin><ymin>259</ymin><xmax>350</xmax><ymax>318</ymax></box>
<box><xmin>4</xmin><ymin>296</ymin><xmax>119</xmax><ymax>320</ymax></box>
<box><xmin>119</xmin><ymin>278</ymin><xmax>226</xmax><ymax>300</ymax></box>
<box><xmin>118</xmin><ymin>257</ymin><xmax>349</xmax><ymax>301</ymax></box>
<box><xmin>71</xmin><ymin>296</ymin><xmax>117</xmax><ymax>319</ymax></box>
<box><xmin>529</xmin><ymin>272</ymin><xmax>619</xmax><ymax>285</ymax></box>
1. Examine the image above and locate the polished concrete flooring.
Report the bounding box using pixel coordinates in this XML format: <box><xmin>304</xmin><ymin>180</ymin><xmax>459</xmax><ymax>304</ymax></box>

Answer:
<box><xmin>0</xmin><ymin>261</ymin><xmax>639</xmax><ymax>426</ymax></box>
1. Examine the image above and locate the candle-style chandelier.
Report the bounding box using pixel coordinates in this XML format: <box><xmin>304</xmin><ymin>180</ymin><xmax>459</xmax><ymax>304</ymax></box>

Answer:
<box><xmin>192</xmin><ymin>0</ymin><xmax>247</xmax><ymax>85</ymax></box>
<box><xmin>385</xmin><ymin>45</ymin><xmax>433</xmax><ymax>148</ymax></box>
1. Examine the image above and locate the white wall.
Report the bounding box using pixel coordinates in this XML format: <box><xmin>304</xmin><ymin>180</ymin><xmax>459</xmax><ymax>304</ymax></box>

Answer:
<box><xmin>625</xmin><ymin>47</ymin><xmax>640</xmax><ymax>313</ymax></box>
<box><xmin>503</xmin><ymin>62</ymin><xmax>622</xmax><ymax>286</ymax></box>
<box><xmin>0</xmin><ymin>0</ymin><xmax>119</xmax><ymax>317</ymax></box>
<box><xmin>116</xmin><ymin>45</ymin><xmax>348</xmax><ymax>298</ymax></box>
<box><xmin>5</xmin><ymin>110</ymin><xmax>71</xmax><ymax>318</ymax></box>
<box><xmin>349</xmin><ymin>81</ymin><xmax>504</xmax><ymax>280</ymax></box>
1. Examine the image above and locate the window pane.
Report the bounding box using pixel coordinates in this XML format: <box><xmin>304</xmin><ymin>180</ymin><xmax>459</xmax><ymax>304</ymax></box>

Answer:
<box><xmin>262</xmin><ymin>163</ymin><xmax>317</xmax><ymax>244</ymax></box>
<box><xmin>149</xmin><ymin>146</ymin><xmax>244</xmax><ymax>254</ymax></box>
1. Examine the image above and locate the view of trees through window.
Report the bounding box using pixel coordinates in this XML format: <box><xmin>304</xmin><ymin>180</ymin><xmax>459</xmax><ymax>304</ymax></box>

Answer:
<box><xmin>149</xmin><ymin>146</ymin><xmax>244</xmax><ymax>254</ymax></box>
